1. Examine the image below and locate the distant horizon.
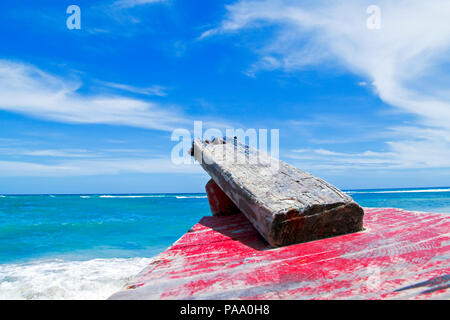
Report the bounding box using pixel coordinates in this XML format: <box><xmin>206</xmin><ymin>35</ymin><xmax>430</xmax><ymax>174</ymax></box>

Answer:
<box><xmin>2</xmin><ymin>185</ymin><xmax>450</xmax><ymax>196</ymax></box>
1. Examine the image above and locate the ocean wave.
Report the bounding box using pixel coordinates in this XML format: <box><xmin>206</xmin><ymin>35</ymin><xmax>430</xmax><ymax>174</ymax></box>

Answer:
<box><xmin>175</xmin><ymin>196</ymin><xmax>208</xmax><ymax>199</ymax></box>
<box><xmin>0</xmin><ymin>195</ymin><xmax>5</xmax><ymax>198</ymax></box>
<box><xmin>0</xmin><ymin>257</ymin><xmax>151</xmax><ymax>300</ymax></box>
<box><xmin>80</xmin><ymin>196</ymin><xmax>91</xmax><ymax>198</ymax></box>
<box><xmin>98</xmin><ymin>195</ymin><xmax>207</xmax><ymax>199</ymax></box>
<box><xmin>99</xmin><ymin>195</ymin><xmax>169</xmax><ymax>198</ymax></box>
<box><xmin>346</xmin><ymin>188</ymin><xmax>450</xmax><ymax>195</ymax></box>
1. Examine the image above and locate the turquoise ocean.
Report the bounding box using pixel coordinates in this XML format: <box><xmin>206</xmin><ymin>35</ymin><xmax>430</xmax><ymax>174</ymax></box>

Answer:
<box><xmin>1</xmin><ymin>187</ymin><xmax>449</xmax><ymax>299</ymax></box>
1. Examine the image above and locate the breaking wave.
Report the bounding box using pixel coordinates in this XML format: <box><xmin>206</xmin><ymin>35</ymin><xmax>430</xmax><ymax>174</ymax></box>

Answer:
<box><xmin>0</xmin><ymin>257</ymin><xmax>151</xmax><ymax>300</ymax></box>
<box><xmin>346</xmin><ymin>188</ymin><xmax>450</xmax><ymax>195</ymax></box>
<box><xmin>99</xmin><ymin>195</ymin><xmax>167</xmax><ymax>198</ymax></box>
<box><xmin>99</xmin><ymin>195</ymin><xmax>207</xmax><ymax>199</ymax></box>
<box><xmin>175</xmin><ymin>196</ymin><xmax>208</xmax><ymax>199</ymax></box>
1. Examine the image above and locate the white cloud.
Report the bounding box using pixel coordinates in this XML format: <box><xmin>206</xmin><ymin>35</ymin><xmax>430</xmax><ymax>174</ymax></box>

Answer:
<box><xmin>0</xmin><ymin>60</ymin><xmax>238</xmax><ymax>178</ymax></box>
<box><xmin>0</xmin><ymin>148</ymin><xmax>97</xmax><ymax>158</ymax></box>
<box><xmin>0</xmin><ymin>145</ymin><xmax>204</xmax><ymax>177</ymax></box>
<box><xmin>0</xmin><ymin>60</ymin><xmax>234</xmax><ymax>132</ymax></box>
<box><xmin>112</xmin><ymin>0</ymin><xmax>167</xmax><ymax>9</ymax></box>
<box><xmin>99</xmin><ymin>81</ymin><xmax>168</xmax><ymax>96</ymax></box>
<box><xmin>206</xmin><ymin>0</ymin><xmax>450</xmax><ymax>169</ymax></box>
<box><xmin>0</xmin><ymin>158</ymin><xmax>202</xmax><ymax>177</ymax></box>
<box><xmin>0</xmin><ymin>60</ymin><xmax>189</xmax><ymax>131</ymax></box>
<box><xmin>288</xmin><ymin>132</ymin><xmax>450</xmax><ymax>170</ymax></box>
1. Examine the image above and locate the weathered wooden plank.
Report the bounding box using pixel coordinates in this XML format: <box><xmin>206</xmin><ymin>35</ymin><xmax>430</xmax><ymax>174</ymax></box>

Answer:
<box><xmin>109</xmin><ymin>208</ymin><xmax>450</xmax><ymax>300</ymax></box>
<box><xmin>192</xmin><ymin>137</ymin><xmax>364</xmax><ymax>247</ymax></box>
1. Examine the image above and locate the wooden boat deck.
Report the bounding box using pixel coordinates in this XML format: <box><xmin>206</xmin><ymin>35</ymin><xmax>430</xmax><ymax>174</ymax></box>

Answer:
<box><xmin>109</xmin><ymin>208</ymin><xmax>450</xmax><ymax>300</ymax></box>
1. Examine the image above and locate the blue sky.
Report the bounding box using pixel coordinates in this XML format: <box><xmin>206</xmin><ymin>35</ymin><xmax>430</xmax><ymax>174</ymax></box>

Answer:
<box><xmin>0</xmin><ymin>0</ymin><xmax>449</xmax><ymax>194</ymax></box>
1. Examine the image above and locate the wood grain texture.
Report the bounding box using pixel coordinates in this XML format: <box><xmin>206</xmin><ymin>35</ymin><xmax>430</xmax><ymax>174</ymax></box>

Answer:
<box><xmin>193</xmin><ymin>138</ymin><xmax>364</xmax><ymax>247</ymax></box>
<box><xmin>109</xmin><ymin>208</ymin><xmax>450</xmax><ymax>300</ymax></box>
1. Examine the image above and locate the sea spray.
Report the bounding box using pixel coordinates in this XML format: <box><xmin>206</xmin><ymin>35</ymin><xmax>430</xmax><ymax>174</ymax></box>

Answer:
<box><xmin>0</xmin><ymin>257</ymin><xmax>151</xmax><ymax>300</ymax></box>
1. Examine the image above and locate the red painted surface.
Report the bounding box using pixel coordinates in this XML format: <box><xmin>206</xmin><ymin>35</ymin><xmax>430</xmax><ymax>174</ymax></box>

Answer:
<box><xmin>205</xmin><ymin>179</ymin><xmax>241</xmax><ymax>216</ymax></box>
<box><xmin>110</xmin><ymin>208</ymin><xmax>450</xmax><ymax>300</ymax></box>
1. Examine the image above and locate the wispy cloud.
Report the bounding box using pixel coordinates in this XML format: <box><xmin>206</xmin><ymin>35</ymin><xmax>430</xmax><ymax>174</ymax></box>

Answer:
<box><xmin>99</xmin><ymin>81</ymin><xmax>169</xmax><ymax>96</ymax></box>
<box><xmin>0</xmin><ymin>158</ymin><xmax>201</xmax><ymax>177</ymax></box>
<box><xmin>0</xmin><ymin>146</ymin><xmax>174</xmax><ymax>159</ymax></box>
<box><xmin>205</xmin><ymin>0</ymin><xmax>450</xmax><ymax>170</ymax></box>
<box><xmin>0</xmin><ymin>60</ymin><xmax>196</xmax><ymax>131</ymax></box>
<box><xmin>288</xmin><ymin>140</ymin><xmax>450</xmax><ymax>170</ymax></box>
<box><xmin>112</xmin><ymin>0</ymin><xmax>167</xmax><ymax>9</ymax></box>
<box><xmin>0</xmin><ymin>145</ymin><xmax>203</xmax><ymax>177</ymax></box>
<box><xmin>0</xmin><ymin>148</ymin><xmax>98</xmax><ymax>158</ymax></box>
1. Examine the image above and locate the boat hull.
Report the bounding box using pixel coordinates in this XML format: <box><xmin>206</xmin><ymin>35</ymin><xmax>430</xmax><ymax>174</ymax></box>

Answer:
<box><xmin>109</xmin><ymin>208</ymin><xmax>450</xmax><ymax>300</ymax></box>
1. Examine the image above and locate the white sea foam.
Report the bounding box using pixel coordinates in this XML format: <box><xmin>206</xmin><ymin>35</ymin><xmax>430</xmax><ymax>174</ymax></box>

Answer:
<box><xmin>0</xmin><ymin>195</ymin><xmax>5</xmax><ymax>198</ymax></box>
<box><xmin>346</xmin><ymin>188</ymin><xmax>450</xmax><ymax>195</ymax></box>
<box><xmin>80</xmin><ymin>196</ymin><xmax>91</xmax><ymax>198</ymax></box>
<box><xmin>99</xmin><ymin>195</ymin><xmax>167</xmax><ymax>198</ymax></box>
<box><xmin>175</xmin><ymin>196</ymin><xmax>208</xmax><ymax>199</ymax></box>
<box><xmin>98</xmin><ymin>195</ymin><xmax>207</xmax><ymax>199</ymax></box>
<box><xmin>0</xmin><ymin>257</ymin><xmax>151</xmax><ymax>300</ymax></box>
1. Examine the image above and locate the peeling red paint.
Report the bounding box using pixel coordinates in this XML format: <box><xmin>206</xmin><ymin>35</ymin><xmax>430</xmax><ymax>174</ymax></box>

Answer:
<box><xmin>205</xmin><ymin>179</ymin><xmax>241</xmax><ymax>216</ymax></box>
<box><xmin>109</xmin><ymin>208</ymin><xmax>450</xmax><ymax>300</ymax></box>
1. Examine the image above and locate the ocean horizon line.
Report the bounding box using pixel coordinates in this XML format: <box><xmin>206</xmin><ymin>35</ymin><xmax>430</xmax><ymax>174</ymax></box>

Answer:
<box><xmin>1</xmin><ymin>186</ymin><xmax>450</xmax><ymax>196</ymax></box>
